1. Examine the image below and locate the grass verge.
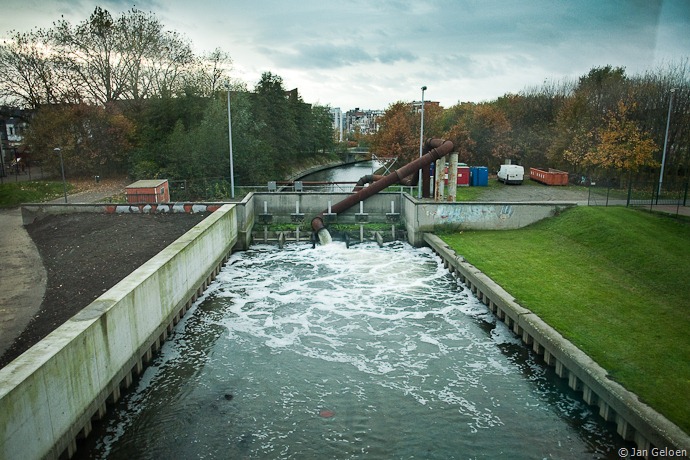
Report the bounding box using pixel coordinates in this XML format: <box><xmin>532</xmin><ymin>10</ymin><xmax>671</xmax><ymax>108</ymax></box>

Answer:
<box><xmin>439</xmin><ymin>206</ymin><xmax>690</xmax><ymax>434</ymax></box>
<box><xmin>0</xmin><ymin>181</ymin><xmax>71</xmax><ymax>208</ymax></box>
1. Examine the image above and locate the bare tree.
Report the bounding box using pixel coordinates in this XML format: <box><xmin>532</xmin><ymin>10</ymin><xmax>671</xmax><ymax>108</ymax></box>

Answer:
<box><xmin>184</xmin><ymin>48</ymin><xmax>233</xmax><ymax>97</ymax></box>
<box><xmin>0</xmin><ymin>30</ymin><xmax>59</xmax><ymax>108</ymax></box>
<box><xmin>48</xmin><ymin>7</ymin><xmax>195</xmax><ymax>104</ymax></box>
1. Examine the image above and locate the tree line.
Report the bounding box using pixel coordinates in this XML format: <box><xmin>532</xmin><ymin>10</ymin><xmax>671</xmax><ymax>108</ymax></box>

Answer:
<box><xmin>2</xmin><ymin>7</ymin><xmax>688</xmax><ymax>193</ymax></box>
<box><xmin>371</xmin><ymin>63</ymin><xmax>689</xmax><ymax>186</ymax></box>
<box><xmin>0</xmin><ymin>7</ymin><xmax>337</xmax><ymax>191</ymax></box>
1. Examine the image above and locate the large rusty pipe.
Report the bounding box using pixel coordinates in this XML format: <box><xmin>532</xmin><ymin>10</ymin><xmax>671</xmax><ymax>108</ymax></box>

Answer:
<box><xmin>311</xmin><ymin>138</ymin><xmax>454</xmax><ymax>234</ymax></box>
<box><xmin>352</xmin><ymin>174</ymin><xmax>385</xmax><ymax>192</ymax></box>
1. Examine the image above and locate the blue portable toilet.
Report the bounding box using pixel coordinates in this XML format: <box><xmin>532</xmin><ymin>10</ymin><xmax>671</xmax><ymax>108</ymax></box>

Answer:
<box><xmin>471</xmin><ymin>166</ymin><xmax>489</xmax><ymax>186</ymax></box>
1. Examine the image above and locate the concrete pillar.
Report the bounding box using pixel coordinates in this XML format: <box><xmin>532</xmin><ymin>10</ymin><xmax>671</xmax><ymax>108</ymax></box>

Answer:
<box><xmin>633</xmin><ymin>433</ymin><xmax>651</xmax><ymax>454</ymax></box>
<box><xmin>434</xmin><ymin>158</ymin><xmax>445</xmax><ymax>201</ymax></box>
<box><xmin>555</xmin><ymin>360</ymin><xmax>567</xmax><ymax>378</ymax></box>
<box><xmin>568</xmin><ymin>373</ymin><xmax>581</xmax><ymax>391</ymax></box>
<box><xmin>599</xmin><ymin>401</ymin><xmax>616</xmax><ymax>422</ymax></box>
<box><xmin>108</xmin><ymin>385</ymin><xmax>121</xmax><ymax>404</ymax></box>
<box><xmin>438</xmin><ymin>164</ymin><xmax>445</xmax><ymax>199</ymax></box>
<box><xmin>79</xmin><ymin>420</ymin><xmax>92</xmax><ymax>439</ymax></box>
<box><xmin>532</xmin><ymin>341</ymin><xmax>544</xmax><ymax>355</ymax></box>
<box><xmin>521</xmin><ymin>331</ymin><xmax>533</xmax><ymax>345</ymax></box>
<box><xmin>582</xmin><ymin>385</ymin><xmax>598</xmax><ymax>406</ymax></box>
<box><xmin>447</xmin><ymin>153</ymin><xmax>458</xmax><ymax>202</ymax></box>
<box><xmin>93</xmin><ymin>403</ymin><xmax>107</xmax><ymax>421</ymax></box>
<box><xmin>124</xmin><ymin>370</ymin><xmax>133</xmax><ymax>389</ymax></box>
<box><xmin>67</xmin><ymin>439</ymin><xmax>78</xmax><ymax>459</ymax></box>
<box><xmin>543</xmin><ymin>349</ymin><xmax>556</xmax><ymax>366</ymax></box>
<box><xmin>616</xmin><ymin>415</ymin><xmax>636</xmax><ymax>441</ymax></box>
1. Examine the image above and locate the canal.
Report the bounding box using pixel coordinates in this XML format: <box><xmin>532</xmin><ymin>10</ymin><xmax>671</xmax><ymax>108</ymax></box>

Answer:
<box><xmin>297</xmin><ymin>160</ymin><xmax>382</xmax><ymax>192</ymax></box>
<box><xmin>77</xmin><ymin>242</ymin><xmax>627</xmax><ymax>459</ymax></box>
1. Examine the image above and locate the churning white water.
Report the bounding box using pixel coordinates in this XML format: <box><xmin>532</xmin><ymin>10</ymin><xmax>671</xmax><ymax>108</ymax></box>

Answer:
<box><xmin>317</xmin><ymin>228</ymin><xmax>333</xmax><ymax>245</ymax></box>
<box><xmin>81</xmin><ymin>242</ymin><xmax>626</xmax><ymax>459</ymax></box>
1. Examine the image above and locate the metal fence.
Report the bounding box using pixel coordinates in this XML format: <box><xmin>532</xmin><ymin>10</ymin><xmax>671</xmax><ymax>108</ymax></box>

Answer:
<box><xmin>587</xmin><ymin>178</ymin><xmax>689</xmax><ymax>215</ymax></box>
<box><xmin>166</xmin><ymin>177</ymin><xmax>417</xmax><ymax>201</ymax></box>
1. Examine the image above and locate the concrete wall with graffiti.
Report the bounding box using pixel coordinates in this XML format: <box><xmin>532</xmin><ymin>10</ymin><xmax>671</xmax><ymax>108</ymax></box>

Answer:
<box><xmin>403</xmin><ymin>196</ymin><xmax>576</xmax><ymax>245</ymax></box>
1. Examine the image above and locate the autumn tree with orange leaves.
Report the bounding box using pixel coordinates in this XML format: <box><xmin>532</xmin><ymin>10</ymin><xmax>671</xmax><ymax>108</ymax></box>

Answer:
<box><xmin>370</xmin><ymin>102</ymin><xmax>420</xmax><ymax>165</ymax></box>
<box><xmin>584</xmin><ymin>101</ymin><xmax>658</xmax><ymax>173</ymax></box>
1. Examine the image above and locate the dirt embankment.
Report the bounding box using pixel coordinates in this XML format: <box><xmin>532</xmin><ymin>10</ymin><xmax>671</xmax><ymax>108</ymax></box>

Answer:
<box><xmin>0</xmin><ymin>212</ymin><xmax>207</xmax><ymax>368</ymax></box>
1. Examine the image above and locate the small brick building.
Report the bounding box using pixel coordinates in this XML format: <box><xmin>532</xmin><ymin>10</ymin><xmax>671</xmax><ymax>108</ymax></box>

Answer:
<box><xmin>125</xmin><ymin>179</ymin><xmax>171</xmax><ymax>204</ymax></box>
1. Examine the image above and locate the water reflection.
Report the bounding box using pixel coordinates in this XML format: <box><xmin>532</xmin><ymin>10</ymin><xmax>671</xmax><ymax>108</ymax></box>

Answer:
<box><xmin>298</xmin><ymin>160</ymin><xmax>381</xmax><ymax>192</ymax></box>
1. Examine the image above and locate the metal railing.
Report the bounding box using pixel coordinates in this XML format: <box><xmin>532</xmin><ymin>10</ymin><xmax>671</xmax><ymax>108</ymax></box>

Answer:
<box><xmin>587</xmin><ymin>178</ymin><xmax>688</xmax><ymax>216</ymax></box>
<box><xmin>163</xmin><ymin>177</ymin><xmax>416</xmax><ymax>201</ymax></box>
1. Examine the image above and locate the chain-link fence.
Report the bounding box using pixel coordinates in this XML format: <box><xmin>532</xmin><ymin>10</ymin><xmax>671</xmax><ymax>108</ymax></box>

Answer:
<box><xmin>587</xmin><ymin>177</ymin><xmax>689</xmax><ymax>215</ymax></box>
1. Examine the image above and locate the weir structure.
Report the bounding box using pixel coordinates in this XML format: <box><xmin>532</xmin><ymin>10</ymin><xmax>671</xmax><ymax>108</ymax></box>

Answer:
<box><xmin>311</xmin><ymin>138</ymin><xmax>454</xmax><ymax>239</ymax></box>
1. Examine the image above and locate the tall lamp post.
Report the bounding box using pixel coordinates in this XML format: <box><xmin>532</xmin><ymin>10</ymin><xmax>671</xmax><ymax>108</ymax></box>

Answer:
<box><xmin>224</xmin><ymin>83</ymin><xmax>235</xmax><ymax>199</ymax></box>
<box><xmin>418</xmin><ymin>85</ymin><xmax>427</xmax><ymax>198</ymax></box>
<box><xmin>54</xmin><ymin>147</ymin><xmax>67</xmax><ymax>203</ymax></box>
<box><xmin>657</xmin><ymin>88</ymin><xmax>676</xmax><ymax>203</ymax></box>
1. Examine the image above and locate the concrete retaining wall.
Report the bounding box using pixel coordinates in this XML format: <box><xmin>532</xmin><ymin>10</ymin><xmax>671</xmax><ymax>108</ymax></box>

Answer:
<box><xmin>232</xmin><ymin>194</ymin><xmax>255</xmax><ymax>251</ymax></box>
<box><xmin>0</xmin><ymin>204</ymin><xmax>238</xmax><ymax>460</ymax></box>
<box><xmin>423</xmin><ymin>233</ymin><xmax>690</xmax><ymax>457</ymax></box>
<box><xmin>403</xmin><ymin>195</ymin><xmax>575</xmax><ymax>246</ymax></box>
<box><xmin>20</xmin><ymin>202</ymin><xmax>228</xmax><ymax>225</ymax></box>
<box><xmin>248</xmin><ymin>192</ymin><xmax>403</xmax><ymax>226</ymax></box>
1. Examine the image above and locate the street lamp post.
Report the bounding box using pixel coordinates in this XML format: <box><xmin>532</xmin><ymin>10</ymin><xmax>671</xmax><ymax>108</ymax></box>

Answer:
<box><xmin>225</xmin><ymin>83</ymin><xmax>235</xmax><ymax>199</ymax></box>
<box><xmin>418</xmin><ymin>85</ymin><xmax>427</xmax><ymax>198</ymax></box>
<box><xmin>54</xmin><ymin>147</ymin><xmax>67</xmax><ymax>203</ymax></box>
<box><xmin>657</xmin><ymin>88</ymin><xmax>676</xmax><ymax>203</ymax></box>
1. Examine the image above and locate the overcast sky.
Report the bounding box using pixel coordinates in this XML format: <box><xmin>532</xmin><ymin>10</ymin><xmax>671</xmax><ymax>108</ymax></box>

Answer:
<box><xmin>2</xmin><ymin>0</ymin><xmax>689</xmax><ymax>110</ymax></box>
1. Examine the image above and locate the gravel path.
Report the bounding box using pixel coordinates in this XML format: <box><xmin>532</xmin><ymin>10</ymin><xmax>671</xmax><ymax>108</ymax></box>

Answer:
<box><xmin>473</xmin><ymin>179</ymin><xmax>590</xmax><ymax>203</ymax></box>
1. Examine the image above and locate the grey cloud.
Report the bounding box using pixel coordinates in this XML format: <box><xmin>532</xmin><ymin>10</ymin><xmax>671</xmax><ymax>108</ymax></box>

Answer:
<box><xmin>377</xmin><ymin>47</ymin><xmax>416</xmax><ymax>64</ymax></box>
<box><xmin>267</xmin><ymin>42</ymin><xmax>418</xmax><ymax>69</ymax></box>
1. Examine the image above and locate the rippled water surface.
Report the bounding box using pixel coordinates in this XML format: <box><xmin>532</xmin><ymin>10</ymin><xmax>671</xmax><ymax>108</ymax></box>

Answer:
<box><xmin>299</xmin><ymin>160</ymin><xmax>381</xmax><ymax>191</ymax></box>
<box><xmin>81</xmin><ymin>242</ymin><xmax>626</xmax><ymax>459</ymax></box>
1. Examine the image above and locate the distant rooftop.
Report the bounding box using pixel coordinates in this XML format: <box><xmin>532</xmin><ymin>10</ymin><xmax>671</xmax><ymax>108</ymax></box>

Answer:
<box><xmin>126</xmin><ymin>179</ymin><xmax>168</xmax><ymax>188</ymax></box>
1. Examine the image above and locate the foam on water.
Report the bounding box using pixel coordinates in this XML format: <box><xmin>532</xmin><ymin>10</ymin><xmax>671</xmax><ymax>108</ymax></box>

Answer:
<box><xmin>84</xmin><ymin>241</ymin><xmax>624</xmax><ymax>460</ymax></box>
<box><xmin>317</xmin><ymin>229</ymin><xmax>333</xmax><ymax>245</ymax></box>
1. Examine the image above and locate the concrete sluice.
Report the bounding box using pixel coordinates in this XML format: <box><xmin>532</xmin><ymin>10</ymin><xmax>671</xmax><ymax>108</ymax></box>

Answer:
<box><xmin>73</xmin><ymin>241</ymin><xmax>631</xmax><ymax>458</ymax></box>
<box><xmin>311</xmin><ymin>138</ymin><xmax>453</xmax><ymax>243</ymax></box>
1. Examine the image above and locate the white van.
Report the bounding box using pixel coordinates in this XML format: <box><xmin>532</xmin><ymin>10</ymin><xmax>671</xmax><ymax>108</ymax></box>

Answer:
<box><xmin>497</xmin><ymin>165</ymin><xmax>524</xmax><ymax>185</ymax></box>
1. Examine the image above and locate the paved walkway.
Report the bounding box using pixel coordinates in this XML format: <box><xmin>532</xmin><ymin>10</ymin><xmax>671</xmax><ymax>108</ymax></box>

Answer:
<box><xmin>0</xmin><ymin>179</ymin><xmax>128</xmax><ymax>360</ymax></box>
<box><xmin>0</xmin><ymin>208</ymin><xmax>46</xmax><ymax>356</ymax></box>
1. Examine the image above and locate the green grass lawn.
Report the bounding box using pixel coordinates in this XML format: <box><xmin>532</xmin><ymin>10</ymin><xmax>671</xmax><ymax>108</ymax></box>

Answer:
<box><xmin>0</xmin><ymin>181</ymin><xmax>71</xmax><ymax>208</ymax></box>
<box><xmin>439</xmin><ymin>206</ymin><xmax>690</xmax><ymax>434</ymax></box>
